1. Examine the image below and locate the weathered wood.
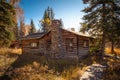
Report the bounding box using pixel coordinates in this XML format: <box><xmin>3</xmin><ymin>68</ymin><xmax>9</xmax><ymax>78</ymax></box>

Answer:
<box><xmin>22</xmin><ymin>20</ymin><xmax>91</xmax><ymax>59</ymax></box>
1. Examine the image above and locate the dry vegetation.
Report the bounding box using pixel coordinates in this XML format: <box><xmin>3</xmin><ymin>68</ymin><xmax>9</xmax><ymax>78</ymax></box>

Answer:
<box><xmin>0</xmin><ymin>48</ymin><xmax>120</xmax><ymax>80</ymax></box>
<box><xmin>103</xmin><ymin>57</ymin><xmax>120</xmax><ymax>80</ymax></box>
<box><xmin>0</xmin><ymin>48</ymin><xmax>82</xmax><ymax>80</ymax></box>
<box><xmin>105</xmin><ymin>48</ymin><xmax>120</xmax><ymax>56</ymax></box>
<box><xmin>0</xmin><ymin>48</ymin><xmax>21</xmax><ymax>77</ymax></box>
<box><xmin>0</xmin><ymin>48</ymin><xmax>22</xmax><ymax>55</ymax></box>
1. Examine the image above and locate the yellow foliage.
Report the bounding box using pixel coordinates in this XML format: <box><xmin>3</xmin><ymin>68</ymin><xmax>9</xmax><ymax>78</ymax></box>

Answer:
<box><xmin>44</xmin><ymin>18</ymin><xmax>51</xmax><ymax>25</ymax></box>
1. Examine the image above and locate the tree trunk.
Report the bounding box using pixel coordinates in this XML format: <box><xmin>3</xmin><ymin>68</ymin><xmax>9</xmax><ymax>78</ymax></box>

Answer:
<box><xmin>101</xmin><ymin>31</ymin><xmax>106</xmax><ymax>58</ymax></box>
<box><xmin>111</xmin><ymin>40</ymin><xmax>118</xmax><ymax>58</ymax></box>
<box><xmin>101</xmin><ymin>3</ymin><xmax>106</xmax><ymax>59</ymax></box>
<box><xmin>111</xmin><ymin>40</ymin><xmax>114</xmax><ymax>54</ymax></box>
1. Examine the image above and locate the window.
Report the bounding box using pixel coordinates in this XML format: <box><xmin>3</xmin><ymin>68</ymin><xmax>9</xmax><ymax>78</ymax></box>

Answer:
<box><xmin>83</xmin><ymin>40</ymin><xmax>89</xmax><ymax>47</ymax></box>
<box><xmin>66</xmin><ymin>38</ymin><xmax>74</xmax><ymax>52</ymax></box>
<box><xmin>30</xmin><ymin>42</ymin><xmax>38</xmax><ymax>48</ymax></box>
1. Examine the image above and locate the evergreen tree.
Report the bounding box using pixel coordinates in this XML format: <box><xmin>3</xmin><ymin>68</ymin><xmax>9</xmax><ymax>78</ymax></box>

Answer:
<box><xmin>29</xmin><ymin>19</ymin><xmax>36</xmax><ymax>34</ymax></box>
<box><xmin>9</xmin><ymin>0</ymin><xmax>24</xmax><ymax>40</ymax></box>
<box><xmin>81</xmin><ymin>0</ymin><xmax>120</xmax><ymax>55</ymax></box>
<box><xmin>41</xmin><ymin>7</ymin><xmax>54</xmax><ymax>32</ymax></box>
<box><xmin>60</xmin><ymin>19</ymin><xmax>64</xmax><ymax>28</ymax></box>
<box><xmin>20</xmin><ymin>19</ymin><xmax>25</xmax><ymax>37</ymax></box>
<box><xmin>14</xmin><ymin>24</ymin><xmax>19</xmax><ymax>39</ymax></box>
<box><xmin>0</xmin><ymin>0</ymin><xmax>16</xmax><ymax>47</ymax></box>
<box><xmin>106</xmin><ymin>12</ymin><xmax>120</xmax><ymax>54</ymax></box>
<box><xmin>49</xmin><ymin>7</ymin><xmax>54</xmax><ymax>20</ymax></box>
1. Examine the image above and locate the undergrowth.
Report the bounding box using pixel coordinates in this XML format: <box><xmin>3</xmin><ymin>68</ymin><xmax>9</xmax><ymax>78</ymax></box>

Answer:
<box><xmin>103</xmin><ymin>57</ymin><xmax>120</xmax><ymax>80</ymax></box>
<box><xmin>0</xmin><ymin>48</ymin><xmax>120</xmax><ymax>80</ymax></box>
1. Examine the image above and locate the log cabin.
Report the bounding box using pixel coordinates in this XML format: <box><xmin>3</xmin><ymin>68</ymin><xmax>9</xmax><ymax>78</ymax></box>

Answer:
<box><xmin>22</xmin><ymin>20</ymin><xmax>92</xmax><ymax>59</ymax></box>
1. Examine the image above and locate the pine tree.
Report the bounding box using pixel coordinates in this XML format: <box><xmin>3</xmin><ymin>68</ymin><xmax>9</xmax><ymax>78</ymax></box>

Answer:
<box><xmin>49</xmin><ymin>7</ymin><xmax>54</xmax><ymax>20</ymax></box>
<box><xmin>41</xmin><ymin>7</ymin><xmax>54</xmax><ymax>32</ymax></box>
<box><xmin>107</xmin><ymin>1</ymin><xmax>120</xmax><ymax>55</ymax></box>
<box><xmin>60</xmin><ymin>19</ymin><xmax>64</xmax><ymax>28</ymax></box>
<box><xmin>20</xmin><ymin>19</ymin><xmax>25</xmax><ymax>37</ymax></box>
<box><xmin>0</xmin><ymin>0</ymin><xmax>16</xmax><ymax>47</ymax></box>
<box><xmin>9</xmin><ymin>0</ymin><xmax>24</xmax><ymax>40</ymax></box>
<box><xmin>81</xmin><ymin>0</ymin><xmax>120</xmax><ymax>55</ymax></box>
<box><xmin>29</xmin><ymin>19</ymin><xmax>36</xmax><ymax>34</ymax></box>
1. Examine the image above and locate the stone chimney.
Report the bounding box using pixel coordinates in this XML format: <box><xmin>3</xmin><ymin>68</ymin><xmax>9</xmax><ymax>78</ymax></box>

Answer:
<box><xmin>50</xmin><ymin>20</ymin><xmax>64</xmax><ymax>58</ymax></box>
<box><xmin>71</xmin><ymin>28</ymin><xmax>75</xmax><ymax>31</ymax></box>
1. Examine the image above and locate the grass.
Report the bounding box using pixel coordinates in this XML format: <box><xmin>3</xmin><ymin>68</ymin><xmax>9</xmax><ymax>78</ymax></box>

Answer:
<box><xmin>0</xmin><ymin>48</ymin><xmax>120</xmax><ymax>80</ymax></box>
<box><xmin>0</xmin><ymin>48</ymin><xmax>22</xmax><ymax>55</ymax></box>
<box><xmin>6</xmin><ymin>62</ymin><xmax>65</xmax><ymax>80</ymax></box>
<box><xmin>0</xmin><ymin>48</ymin><xmax>82</xmax><ymax>80</ymax></box>
<box><xmin>11</xmin><ymin>53</ymin><xmax>81</xmax><ymax>80</ymax></box>
<box><xmin>8</xmin><ymin>50</ymin><xmax>104</xmax><ymax>80</ymax></box>
<box><xmin>0</xmin><ymin>48</ymin><xmax>20</xmax><ymax>77</ymax></box>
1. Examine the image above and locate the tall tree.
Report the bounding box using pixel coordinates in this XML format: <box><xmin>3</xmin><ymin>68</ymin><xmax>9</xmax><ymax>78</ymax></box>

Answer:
<box><xmin>0</xmin><ymin>0</ymin><xmax>16</xmax><ymax>47</ymax></box>
<box><xmin>106</xmin><ymin>17</ymin><xmax>120</xmax><ymax>54</ymax></box>
<box><xmin>60</xmin><ymin>18</ymin><xmax>64</xmax><ymax>28</ymax></box>
<box><xmin>9</xmin><ymin>0</ymin><xmax>24</xmax><ymax>23</ymax></box>
<box><xmin>9</xmin><ymin>0</ymin><xmax>19</xmax><ymax>40</ymax></box>
<box><xmin>29</xmin><ymin>19</ymin><xmax>36</xmax><ymax>34</ymax></box>
<box><xmin>19</xmin><ymin>18</ymin><xmax>25</xmax><ymax>37</ymax></box>
<box><xmin>81</xmin><ymin>0</ymin><xmax>120</xmax><ymax>56</ymax></box>
<box><xmin>40</xmin><ymin>7</ymin><xmax>54</xmax><ymax>32</ymax></box>
<box><xmin>106</xmin><ymin>0</ymin><xmax>120</xmax><ymax>54</ymax></box>
<box><xmin>9</xmin><ymin>0</ymin><xmax>24</xmax><ymax>39</ymax></box>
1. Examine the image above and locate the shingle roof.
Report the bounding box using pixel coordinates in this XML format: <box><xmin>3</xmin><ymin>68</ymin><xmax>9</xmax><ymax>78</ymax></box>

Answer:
<box><xmin>22</xmin><ymin>28</ymin><xmax>92</xmax><ymax>40</ymax></box>
<box><xmin>22</xmin><ymin>32</ymin><xmax>49</xmax><ymax>40</ymax></box>
<box><xmin>62</xmin><ymin>28</ymin><xmax>91</xmax><ymax>38</ymax></box>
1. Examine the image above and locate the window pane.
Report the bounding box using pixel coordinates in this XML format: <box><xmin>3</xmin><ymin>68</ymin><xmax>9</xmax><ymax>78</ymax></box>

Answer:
<box><xmin>83</xmin><ymin>40</ymin><xmax>88</xmax><ymax>47</ymax></box>
<box><xmin>66</xmin><ymin>38</ymin><xmax>73</xmax><ymax>52</ymax></box>
<box><xmin>30</xmin><ymin>42</ymin><xmax>38</xmax><ymax>47</ymax></box>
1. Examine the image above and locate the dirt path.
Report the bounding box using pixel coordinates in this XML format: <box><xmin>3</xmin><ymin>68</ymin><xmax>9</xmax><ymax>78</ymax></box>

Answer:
<box><xmin>80</xmin><ymin>64</ymin><xmax>106</xmax><ymax>80</ymax></box>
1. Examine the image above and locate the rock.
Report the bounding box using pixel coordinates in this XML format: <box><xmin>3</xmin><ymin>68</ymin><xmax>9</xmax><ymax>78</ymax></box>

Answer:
<box><xmin>80</xmin><ymin>64</ymin><xmax>106</xmax><ymax>80</ymax></box>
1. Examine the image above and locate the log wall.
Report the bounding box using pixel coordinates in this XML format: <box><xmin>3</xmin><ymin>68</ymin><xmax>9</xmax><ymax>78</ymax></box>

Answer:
<box><xmin>22</xmin><ymin>29</ymin><xmax>90</xmax><ymax>59</ymax></box>
<box><xmin>22</xmin><ymin>33</ymin><xmax>51</xmax><ymax>55</ymax></box>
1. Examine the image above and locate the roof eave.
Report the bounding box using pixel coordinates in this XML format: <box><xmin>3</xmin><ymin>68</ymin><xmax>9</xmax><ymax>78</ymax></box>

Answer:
<box><xmin>21</xmin><ymin>31</ymin><xmax>51</xmax><ymax>40</ymax></box>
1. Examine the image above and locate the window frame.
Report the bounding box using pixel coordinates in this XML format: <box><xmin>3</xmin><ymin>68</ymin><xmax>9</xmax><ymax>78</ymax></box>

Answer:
<box><xmin>66</xmin><ymin>38</ymin><xmax>74</xmax><ymax>52</ymax></box>
<box><xmin>83</xmin><ymin>40</ymin><xmax>89</xmax><ymax>48</ymax></box>
<box><xmin>30</xmin><ymin>42</ymin><xmax>39</xmax><ymax>48</ymax></box>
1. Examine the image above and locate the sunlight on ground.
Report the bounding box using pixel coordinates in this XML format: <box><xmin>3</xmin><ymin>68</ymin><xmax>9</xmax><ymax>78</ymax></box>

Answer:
<box><xmin>0</xmin><ymin>48</ymin><xmax>22</xmax><ymax>55</ymax></box>
<box><xmin>0</xmin><ymin>48</ymin><xmax>19</xmax><ymax>76</ymax></box>
<box><xmin>105</xmin><ymin>48</ymin><xmax>120</xmax><ymax>55</ymax></box>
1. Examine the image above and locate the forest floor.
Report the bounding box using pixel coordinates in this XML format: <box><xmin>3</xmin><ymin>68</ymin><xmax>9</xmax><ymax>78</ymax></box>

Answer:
<box><xmin>105</xmin><ymin>48</ymin><xmax>120</xmax><ymax>56</ymax></box>
<box><xmin>0</xmin><ymin>48</ymin><xmax>120</xmax><ymax>80</ymax></box>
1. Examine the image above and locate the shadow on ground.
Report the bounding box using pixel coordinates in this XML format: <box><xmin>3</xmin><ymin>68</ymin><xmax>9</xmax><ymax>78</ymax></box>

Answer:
<box><xmin>0</xmin><ymin>52</ymin><xmax>107</xmax><ymax>80</ymax></box>
<box><xmin>11</xmin><ymin>53</ymin><xmax>46</xmax><ymax>68</ymax></box>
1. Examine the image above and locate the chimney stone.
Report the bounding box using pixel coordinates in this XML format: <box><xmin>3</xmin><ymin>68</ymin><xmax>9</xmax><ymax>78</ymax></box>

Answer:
<box><xmin>50</xmin><ymin>20</ymin><xmax>64</xmax><ymax>58</ymax></box>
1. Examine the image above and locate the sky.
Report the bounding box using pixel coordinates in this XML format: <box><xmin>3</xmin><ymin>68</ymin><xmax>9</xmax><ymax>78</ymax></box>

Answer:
<box><xmin>20</xmin><ymin>0</ymin><xmax>86</xmax><ymax>31</ymax></box>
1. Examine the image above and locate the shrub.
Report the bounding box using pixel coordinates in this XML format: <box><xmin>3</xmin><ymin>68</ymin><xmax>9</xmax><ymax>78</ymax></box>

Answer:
<box><xmin>5</xmin><ymin>61</ymin><xmax>65</xmax><ymax>80</ymax></box>
<box><xmin>47</xmin><ymin>58</ymin><xmax>78</xmax><ymax>72</ymax></box>
<box><xmin>89</xmin><ymin>47</ymin><xmax>100</xmax><ymax>54</ymax></box>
